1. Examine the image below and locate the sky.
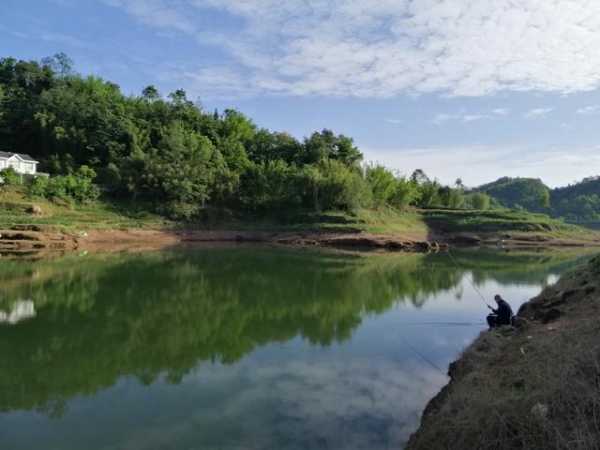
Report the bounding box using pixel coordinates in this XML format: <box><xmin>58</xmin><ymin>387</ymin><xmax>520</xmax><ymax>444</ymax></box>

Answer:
<box><xmin>2</xmin><ymin>0</ymin><xmax>600</xmax><ymax>187</ymax></box>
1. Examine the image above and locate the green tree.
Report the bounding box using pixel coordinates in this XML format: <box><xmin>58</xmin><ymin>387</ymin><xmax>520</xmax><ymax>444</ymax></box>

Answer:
<box><xmin>418</xmin><ymin>181</ymin><xmax>441</xmax><ymax>208</ymax></box>
<box><xmin>41</xmin><ymin>52</ymin><xmax>74</xmax><ymax>77</ymax></box>
<box><xmin>302</xmin><ymin>130</ymin><xmax>362</xmax><ymax>166</ymax></box>
<box><xmin>365</xmin><ymin>164</ymin><xmax>397</xmax><ymax>207</ymax></box>
<box><xmin>390</xmin><ymin>177</ymin><xmax>419</xmax><ymax>209</ymax></box>
<box><xmin>141</xmin><ymin>85</ymin><xmax>160</xmax><ymax>101</ymax></box>
<box><xmin>470</xmin><ymin>192</ymin><xmax>491</xmax><ymax>210</ymax></box>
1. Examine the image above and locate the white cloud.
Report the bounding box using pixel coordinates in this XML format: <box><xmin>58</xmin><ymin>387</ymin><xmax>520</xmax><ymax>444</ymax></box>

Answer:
<box><xmin>103</xmin><ymin>0</ymin><xmax>197</xmax><ymax>35</ymax></box>
<box><xmin>385</xmin><ymin>118</ymin><xmax>403</xmax><ymax>125</ymax></box>
<box><xmin>362</xmin><ymin>145</ymin><xmax>600</xmax><ymax>188</ymax></box>
<box><xmin>462</xmin><ymin>114</ymin><xmax>492</xmax><ymax>123</ymax></box>
<box><xmin>492</xmin><ymin>108</ymin><xmax>510</xmax><ymax>116</ymax></box>
<box><xmin>432</xmin><ymin>112</ymin><xmax>493</xmax><ymax>125</ymax></box>
<box><xmin>524</xmin><ymin>107</ymin><xmax>554</xmax><ymax>119</ymax></box>
<box><xmin>576</xmin><ymin>105</ymin><xmax>600</xmax><ymax>115</ymax></box>
<box><xmin>432</xmin><ymin>113</ymin><xmax>460</xmax><ymax>125</ymax></box>
<box><xmin>104</xmin><ymin>0</ymin><xmax>600</xmax><ymax>98</ymax></box>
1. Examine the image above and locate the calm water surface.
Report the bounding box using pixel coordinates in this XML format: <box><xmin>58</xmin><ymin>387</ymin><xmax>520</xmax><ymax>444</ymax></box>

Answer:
<box><xmin>0</xmin><ymin>247</ymin><xmax>590</xmax><ymax>450</ymax></box>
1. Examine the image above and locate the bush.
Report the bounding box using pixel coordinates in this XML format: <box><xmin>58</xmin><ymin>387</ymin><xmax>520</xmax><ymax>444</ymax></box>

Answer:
<box><xmin>314</xmin><ymin>160</ymin><xmax>370</xmax><ymax>211</ymax></box>
<box><xmin>0</xmin><ymin>167</ymin><xmax>22</xmax><ymax>186</ymax></box>
<box><xmin>239</xmin><ymin>160</ymin><xmax>302</xmax><ymax>210</ymax></box>
<box><xmin>390</xmin><ymin>177</ymin><xmax>420</xmax><ymax>209</ymax></box>
<box><xmin>417</xmin><ymin>181</ymin><xmax>441</xmax><ymax>208</ymax></box>
<box><xmin>468</xmin><ymin>192</ymin><xmax>492</xmax><ymax>210</ymax></box>
<box><xmin>365</xmin><ymin>164</ymin><xmax>397</xmax><ymax>207</ymax></box>
<box><xmin>28</xmin><ymin>165</ymin><xmax>100</xmax><ymax>203</ymax></box>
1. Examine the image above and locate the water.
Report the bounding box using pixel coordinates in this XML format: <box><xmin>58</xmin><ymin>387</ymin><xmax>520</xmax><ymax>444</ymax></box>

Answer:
<box><xmin>0</xmin><ymin>247</ymin><xmax>591</xmax><ymax>450</ymax></box>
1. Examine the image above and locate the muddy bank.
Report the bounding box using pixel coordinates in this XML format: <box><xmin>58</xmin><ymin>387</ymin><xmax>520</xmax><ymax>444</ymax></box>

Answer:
<box><xmin>2</xmin><ymin>226</ymin><xmax>599</xmax><ymax>258</ymax></box>
<box><xmin>82</xmin><ymin>228</ymin><xmax>445</xmax><ymax>252</ymax></box>
<box><xmin>407</xmin><ymin>256</ymin><xmax>600</xmax><ymax>450</ymax></box>
<box><xmin>0</xmin><ymin>225</ymin><xmax>78</xmax><ymax>256</ymax></box>
<box><xmin>0</xmin><ymin>226</ymin><xmax>443</xmax><ymax>258</ymax></box>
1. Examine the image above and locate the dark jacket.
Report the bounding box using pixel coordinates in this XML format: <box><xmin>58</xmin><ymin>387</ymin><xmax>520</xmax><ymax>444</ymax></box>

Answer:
<box><xmin>493</xmin><ymin>299</ymin><xmax>513</xmax><ymax>325</ymax></box>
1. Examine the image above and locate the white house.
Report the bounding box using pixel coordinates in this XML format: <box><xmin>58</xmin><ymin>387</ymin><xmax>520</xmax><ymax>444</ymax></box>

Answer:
<box><xmin>0</xmin><ymin>151</ymin><xmax>39</xmax><ymax>175</ymax></box>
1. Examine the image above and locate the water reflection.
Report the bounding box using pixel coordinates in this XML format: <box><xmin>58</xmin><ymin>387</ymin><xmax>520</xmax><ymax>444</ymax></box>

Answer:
<box><xmin>0</xmin><ymin>300</ymin><xmax>35</xmax><ymax>324</ymax></box>
<box><xmin>0</xmin><ymin>247</ymin><xmax>593</xmax><ymax>450</ymax></box>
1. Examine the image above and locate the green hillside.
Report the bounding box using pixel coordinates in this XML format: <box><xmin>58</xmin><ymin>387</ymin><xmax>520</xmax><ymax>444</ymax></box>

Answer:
<box><xmin>551</xmin><ymin>176</ymin><xmax>600</xmax><ymax>222</ymax></box>
<box><xmin>476</xmin><ymin>177</ymin><xmax>551</xmax><ymax>212</ymax></box>
<box><xmin>476</xmin><ymin>176</ymin><xmax>600</xmax><ymax>224</ymax></box>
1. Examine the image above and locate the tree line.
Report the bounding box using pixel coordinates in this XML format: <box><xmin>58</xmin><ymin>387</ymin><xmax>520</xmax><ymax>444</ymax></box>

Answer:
<box><xmin>0</xmin><ymin>54</ymin><xmax>491</xmax><ymax>218</ymax></box>
<box><xmin>476</xmin><ymin>176</ymin><xmax>600</xmax><ymax>223</ymax></box>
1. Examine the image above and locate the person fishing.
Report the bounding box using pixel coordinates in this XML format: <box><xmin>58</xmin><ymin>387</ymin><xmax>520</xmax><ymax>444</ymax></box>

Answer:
<box><xmin>486</xmin><ymin>294</ymin><xmax>514</xmax><ymax>329</ymax></box>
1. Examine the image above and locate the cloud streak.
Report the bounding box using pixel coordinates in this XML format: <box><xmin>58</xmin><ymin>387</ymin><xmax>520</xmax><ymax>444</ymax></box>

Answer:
<box><xmin>524</xmin><ymin>108</ymin><xmax>554</xmax><ymax>119</ymax></box>
<box><xmin>363</xmin><ymin>145</ymin><xmax>600</xmax><ymax>188</ymax></box>
<box><xmin>104</xmin><ymin>0</ymin><xmax>600</xmax><ymax>99</ymax></box>
<box><xmin>576</xmin><ymin>105</ymin><xmax>600</xmax><ymax>115</ymax></box>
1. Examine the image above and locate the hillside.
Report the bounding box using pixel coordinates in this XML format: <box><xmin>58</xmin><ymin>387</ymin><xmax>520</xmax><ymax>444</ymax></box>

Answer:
<box><xmin>476</xmin><ymin>177</ymin><xmax>551</xmax><ymax>212</ymax></box>
<box><xmin>1</xmin><ymin>186</ymin><xmax>598</xmax><ymax>255</ymax></box>
<box><xmin>551</xmin><ymin>176</ymin><xmax>600</xmax><ymax>223</ymax></box>
<box><xmin>477</xmin><ymin>176</ymin><xmax>600</xmax><ymax>224</ymax></box>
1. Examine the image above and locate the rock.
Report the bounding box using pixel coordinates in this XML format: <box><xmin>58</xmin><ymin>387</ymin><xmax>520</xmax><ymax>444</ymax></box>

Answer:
<box><xmin>26</xmin><ymin>205</ymin><xmax>43</xmax><ymax>215</ymax></box>
<box><xmin>561</xmin><ymin>289</ymin><xmax>579</xmax><ymax>301</ymax></box>
<box><xmin>584</xmin><ymin>286</ymin><xmax>596</xmax><ymax>295</ymax></box>
<box><xmin>451</xmin><ymin>233</ymin><xmax>482</xmax><ymax>245</ymax></box>
<box><xmin>513</xmin><ymin>379</ymin><xmax>525</xmax><ymax>389</ymax></box>
<box><xmin>512</xmin><ymin>316</ymin><xmax>531</xmax><ymax>330</ymax></box>
<box><xmin>11</xmin><ymin>224</ymin><xmax>44</xmax><ymax>232</ymax></box>
<box><xmin>544</xmin><ymin>298</ymin><xmax>566</xmax><ymax>309</ymax></box>
<box><xmin>531</xmin><ymin>403</ymin><xmax>549</xmax><ymax>420</ymax></box>
<box><xmin>541</xmin><ymin>308</ymin><xmax>562</xmax><ymax>324</ymax></box>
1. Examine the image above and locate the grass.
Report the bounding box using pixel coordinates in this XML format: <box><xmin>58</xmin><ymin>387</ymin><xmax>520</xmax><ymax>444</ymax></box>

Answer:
<box><xmin>0</xmin><ymin>186</ymin><xmax>592</xmax><ymax>241</ymax></box>
<box><xmin>408</xmin><ymin>259</ymin><xmax>600</xmax><ymax>450</ymax></box>
<box><xmin>188</xmin><ymin>207</ymin><xmax>429</xmax><ymax>236</ymax></box>
<box><xmin>422</xmin><ymin>208</ymin><xmax>580</xmax><ymax>234</ymax></box>
<box><xmin>0</xmin><ymin>187</ymin><xmax>169</xmax><ymax>231</ymax></box>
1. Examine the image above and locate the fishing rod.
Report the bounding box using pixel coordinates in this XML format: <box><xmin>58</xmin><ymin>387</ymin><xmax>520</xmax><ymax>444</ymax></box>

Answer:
<box><xmin>445</xmin><ymin>250</ymin><xmax>534</xmax><ymax>313</ymax></box>
<box><xmin>398</xmin><ymin>321</ymin><xmax>486</xmax><ymax>327</ymax></box>
<box><xmin>445</xmin><ymin>249</ymin><xmax>494</xmax><ymax>309</ymax></box>
<box><xmin>398</xmin><ymin>333</ymin><xmax>445</xmax><ymax>375</ymax></box>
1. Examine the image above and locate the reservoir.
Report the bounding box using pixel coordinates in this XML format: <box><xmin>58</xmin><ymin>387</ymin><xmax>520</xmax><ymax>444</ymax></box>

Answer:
<box><xmin>0</xmin><ymin>247</ymin><xmax>589</xmax><ymax>450</ymax></box>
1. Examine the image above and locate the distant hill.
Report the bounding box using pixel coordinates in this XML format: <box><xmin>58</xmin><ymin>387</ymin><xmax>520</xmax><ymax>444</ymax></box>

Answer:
<box><xmin>475</xmin><ymin>177</ymin><xmax>551</xmax><ymax>213</ymax></box>
<box><xmin>475</xmin><ymin>176</ymin><xmax>600</xmax><ymax>224</ymax></box>
<box><xmin>551</xmin><ymin>176</ymin><xmax>600</xmax><ymax>222</ymax></box>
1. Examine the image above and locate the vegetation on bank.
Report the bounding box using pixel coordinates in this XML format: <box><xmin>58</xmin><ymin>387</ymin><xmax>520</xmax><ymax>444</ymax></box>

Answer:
<box><xmin>477</xmin><ymin>176</ymin><xmax>600</xmax><ymax>224</ymax></box>
<box><xmin>0</xmin><ymin>184</ymin><xmax>590</xmax><ymax>245</ymax></box>
<box><xmin>1</xmin><ymin>54</ymin><xmax>598</xmax><ymax>237</ymax></box>
<box><xmin>1</xmin><ymin>54</ymin><xmax>493</xmax><ymax>222</ymax></box>
<box><xmin>408</xmin><ymin>257</ymin><xmax>600</xmax><ymax>450</ymax></box>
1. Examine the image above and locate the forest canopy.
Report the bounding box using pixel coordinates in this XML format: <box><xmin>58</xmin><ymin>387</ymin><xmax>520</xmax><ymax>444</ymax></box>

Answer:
<box><xmin>0</xmin><ymin>54</ymin><xmax>485</xmax><ymax>219</ymax></box>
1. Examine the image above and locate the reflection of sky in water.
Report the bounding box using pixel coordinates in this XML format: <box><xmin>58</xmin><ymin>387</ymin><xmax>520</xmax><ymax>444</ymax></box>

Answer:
<box><xmin>0</xmin><ymin>255</ymin><xmax>571</xmax><ymax>450</ymax></box>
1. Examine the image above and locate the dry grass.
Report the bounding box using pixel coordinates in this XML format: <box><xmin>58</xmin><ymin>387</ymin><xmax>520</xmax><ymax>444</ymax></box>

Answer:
<box><xmin>408</xmin><ymin>259</ymin><xmax>600</xmax><ymax>450</ymax></box>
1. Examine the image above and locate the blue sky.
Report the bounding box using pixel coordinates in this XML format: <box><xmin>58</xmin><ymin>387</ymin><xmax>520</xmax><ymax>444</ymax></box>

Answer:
<box><xmin>2</xmin><ymin>0</ymin><xmax>600</xmax><ymax>187</ymax></box>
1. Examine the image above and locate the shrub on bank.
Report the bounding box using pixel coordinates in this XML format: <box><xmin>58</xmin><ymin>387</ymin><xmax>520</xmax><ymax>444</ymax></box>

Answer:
<box><xmin>29</xmin><ymin>165</ymin><xmax>100</xmax><ymax>203</ymax></box>
<box><xmin>0</xmin><ymin>168</ymin><xmax>22</xmax><ymax>186</ymax></box>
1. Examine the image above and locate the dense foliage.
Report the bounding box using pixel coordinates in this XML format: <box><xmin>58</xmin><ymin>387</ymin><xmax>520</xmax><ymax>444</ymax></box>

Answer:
<box><xmin>0</xmin><ymin>55</ymin><xmax>474</xmax><ymax>218</ymax></box>
<box><xmin>551</xmin><ymin>176</ymin><xmax>600</xmax><ymax>222</ymax></box>
<box><xmin>476</xmin><ymin>177</ymin><xmax>551</xmax><ymax>212</ymax></box>
<box><xmin>476</xmin><ymin>176</ymin><xmax>600</xmax><ymax>223</ymax></box>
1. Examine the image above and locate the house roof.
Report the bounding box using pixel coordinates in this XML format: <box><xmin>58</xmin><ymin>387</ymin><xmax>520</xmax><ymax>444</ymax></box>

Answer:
<box><xmin>0</xmin><ymin>151</ymin><xmax>39</xmax><ymax>163</ymax></box>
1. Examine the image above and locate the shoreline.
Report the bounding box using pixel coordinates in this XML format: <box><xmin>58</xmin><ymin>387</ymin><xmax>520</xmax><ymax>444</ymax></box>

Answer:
<box><xmin>407</xmin><ymin>256</ymin><xmax>600</xmax><ymax>449</ymax></box>
<box><xmin>1</xmin><ymin>225</ymin><xmax>600</xmax><ymax>257</ymax></box>
<box><xmin>2</xmin><ymin>225</ymin><xmax>600</xmax><ymax>257</ymax></box>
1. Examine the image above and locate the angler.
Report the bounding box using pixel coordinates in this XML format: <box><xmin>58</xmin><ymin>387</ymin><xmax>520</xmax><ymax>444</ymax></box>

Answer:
<box><xmin>486</xmin><ymin>294</ymin><xmax>514</xmax><ymax>329</ymax></box>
